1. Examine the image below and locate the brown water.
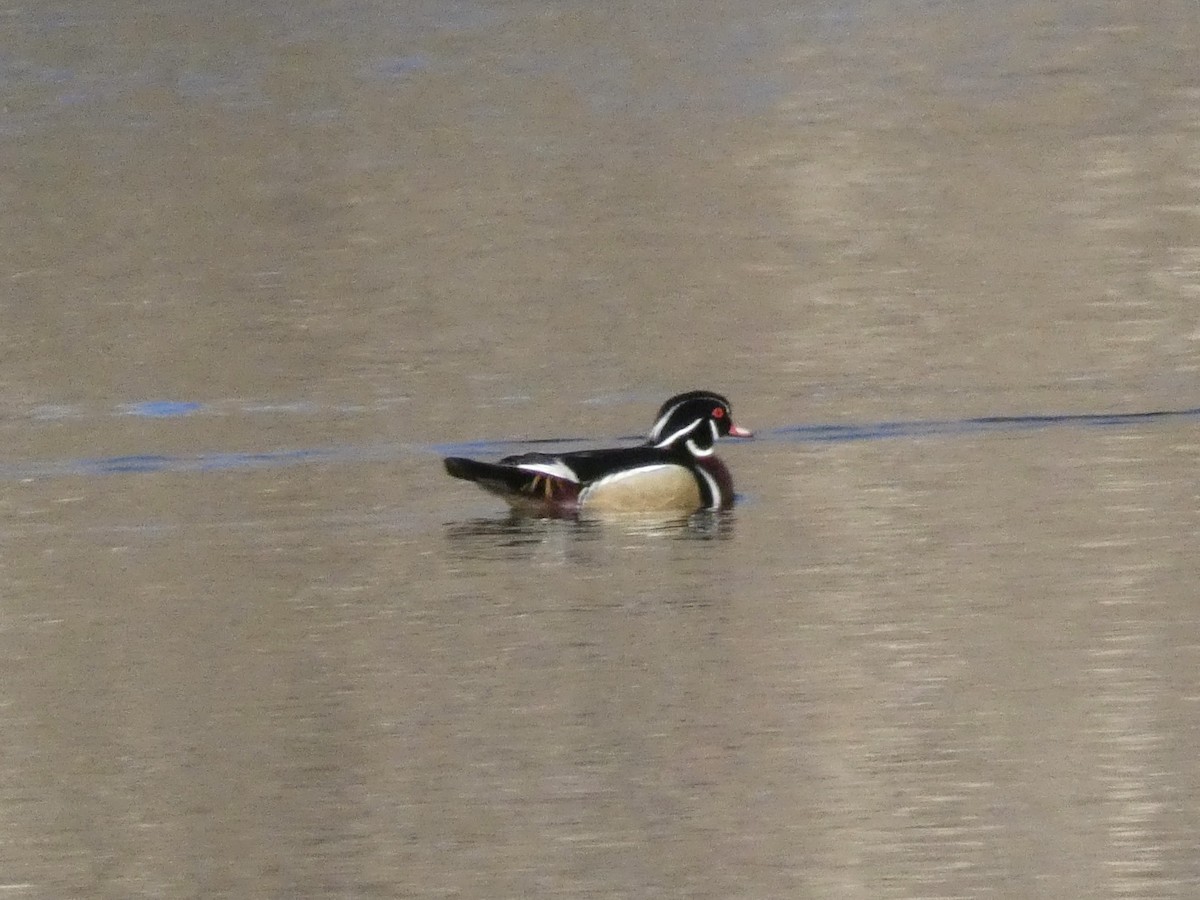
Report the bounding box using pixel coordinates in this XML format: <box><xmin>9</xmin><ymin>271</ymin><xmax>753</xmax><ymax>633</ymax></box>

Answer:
<box><xmin>2</xmin><ymin>1</ymin><xmax>1199</xmax><ymax>897</ymax></box>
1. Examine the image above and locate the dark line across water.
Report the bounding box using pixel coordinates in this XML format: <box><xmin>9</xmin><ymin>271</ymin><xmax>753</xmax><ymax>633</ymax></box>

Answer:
<box><xmin>767</xmin><ymin>406</ymin><xmax>1200</xmax><ymax>443</ymax></box>
<box><xmin>1</xmin><ymin>406</ymin><xmax>1196</xmax><ymax>480</ymax></box>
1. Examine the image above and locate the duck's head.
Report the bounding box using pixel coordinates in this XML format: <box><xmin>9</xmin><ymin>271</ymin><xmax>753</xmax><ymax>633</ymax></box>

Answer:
<box><xmin>646</xmin><ymin>390</ymin><xmax>752</xmax><ymax>457</ymax></box>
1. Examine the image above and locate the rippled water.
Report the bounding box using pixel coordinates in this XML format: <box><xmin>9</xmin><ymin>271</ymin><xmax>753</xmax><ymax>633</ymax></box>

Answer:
<box><xmin>2</xmin><ymin>1</ymin><xmax>1198</xmax><ymax>897</ymax></box>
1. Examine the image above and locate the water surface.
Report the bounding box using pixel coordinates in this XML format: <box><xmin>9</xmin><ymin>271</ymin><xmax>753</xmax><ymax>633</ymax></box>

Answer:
<box><xmin>1</xmin><ymin>0</ymin><xmax>1198</xmax><ymax>897</ymax></box>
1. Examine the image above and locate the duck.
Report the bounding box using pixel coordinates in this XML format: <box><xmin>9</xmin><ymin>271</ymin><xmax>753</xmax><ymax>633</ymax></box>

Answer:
<box><xmin>443</xmin><ymin>390</ymin><xmax>752</xmax><ymax>516</ymax></box>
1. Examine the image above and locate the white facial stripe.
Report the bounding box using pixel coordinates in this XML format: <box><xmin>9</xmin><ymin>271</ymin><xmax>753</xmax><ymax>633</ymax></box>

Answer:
<box><xmin>653</xmin><ymin>417</ymin><xmax>702</xmax><ymax>448</ymax></box>
<box><xmin>710</xmin><ymin>419</ymin><xmax>719</xmax><ymax>444</ymax></box>
<box><xmin>517</xmin><ymin>460</ymin><xmax>579</xmax><ymax>482</ymax></box>
<box><xmin>685</xmin><ymin>438</ymin><xmax>714</xmax><ymax>457</ymax></box>
<box><xmin>648</xmin><ymin>401</ymin><xmax>687</xmax><ymax>441</ymax></box>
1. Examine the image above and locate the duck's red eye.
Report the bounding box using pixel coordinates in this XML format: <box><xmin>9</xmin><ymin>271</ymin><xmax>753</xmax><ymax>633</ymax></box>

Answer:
<box><xmin>712</xmin><ymin>407</ymin><xmax>724</xmax><ymax>418</ymax></box>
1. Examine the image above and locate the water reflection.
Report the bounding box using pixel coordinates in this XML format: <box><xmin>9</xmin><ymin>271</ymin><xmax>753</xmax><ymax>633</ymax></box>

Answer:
<box><xmin>443</xmin><ymin>509</ymin><xmax>736</xmax><ymax>559</ymax></box>
<box><xmin>443</xmin><ymin>513</ymin><xmax>569</xmax><ymax>559</ymax></box>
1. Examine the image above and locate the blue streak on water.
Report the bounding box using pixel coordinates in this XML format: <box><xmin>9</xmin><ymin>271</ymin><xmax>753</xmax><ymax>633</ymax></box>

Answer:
<box><xmin>370</xmin><ymin>54</ymin><xmax>432</xmax><ymax>79</ymax></box>
<box><xmin>0</xmin><ymin>446</ymin><xmax>396</xmax><ymax>481</ymax></box>
<box><xmin>122</xmin><ymin>401</ymin><xmax>204</xmax><ymax>418</ymax></box>
<box><xmin>1</xmin><ymin>407</ymin><xmax>1197</xmax><ymax>481</ymax></box>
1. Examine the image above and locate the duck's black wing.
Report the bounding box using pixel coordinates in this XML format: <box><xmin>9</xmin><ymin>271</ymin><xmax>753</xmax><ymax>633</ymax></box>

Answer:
<box><xmin>499</xmin><ymin>445</ymin><xmax>677</xmax><ymax>484</ymax></box>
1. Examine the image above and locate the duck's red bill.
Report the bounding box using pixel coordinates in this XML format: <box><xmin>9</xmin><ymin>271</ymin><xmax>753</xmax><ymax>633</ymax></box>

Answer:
<box><xmin>729</xmin><ymin>424</ymin><xmax>753</xmax><ymax>438</ymax></box>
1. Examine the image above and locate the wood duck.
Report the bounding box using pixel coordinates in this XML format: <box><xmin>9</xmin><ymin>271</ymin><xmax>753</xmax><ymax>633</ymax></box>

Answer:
<box><xmin>443</xmin><ymin>390</ymin><xmax>752</xmax><ymax>516</ymax></box>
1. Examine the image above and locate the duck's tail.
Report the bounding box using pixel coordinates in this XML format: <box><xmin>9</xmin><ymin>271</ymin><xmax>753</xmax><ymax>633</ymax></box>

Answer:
<box><xmin>443</xmin><ymin>456</ymin><xmax>578</xmax><ymax>510</ymax></box>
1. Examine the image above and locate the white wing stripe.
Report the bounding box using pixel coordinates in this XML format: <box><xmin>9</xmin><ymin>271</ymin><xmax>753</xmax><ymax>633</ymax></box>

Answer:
<box><xmin>579</xmin><ymin>464</ymin><xmax>680</xmax><ymax>500</ymax></box>
<box><xmin>517</xmin><ymin>460</ymin><xmax>580</xmax><ymax>482</ymax></box>
<box><xmin>587</xmin><ymin>464</ymin><xmax>676</xmax><ymax>486</ymax></box>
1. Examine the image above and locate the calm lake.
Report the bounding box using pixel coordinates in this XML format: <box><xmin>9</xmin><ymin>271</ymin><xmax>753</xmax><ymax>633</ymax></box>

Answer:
<box><xmin>1</xmin><ymin>1</ymin><xmax>1198</xmax><ymax>897</ymax></box>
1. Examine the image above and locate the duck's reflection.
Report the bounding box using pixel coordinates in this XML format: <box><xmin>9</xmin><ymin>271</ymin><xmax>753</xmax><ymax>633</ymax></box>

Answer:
<box><xmin>443</xmin><ymin>508</ymin><xmax>736</xmax><ymax>560</ymax></box>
